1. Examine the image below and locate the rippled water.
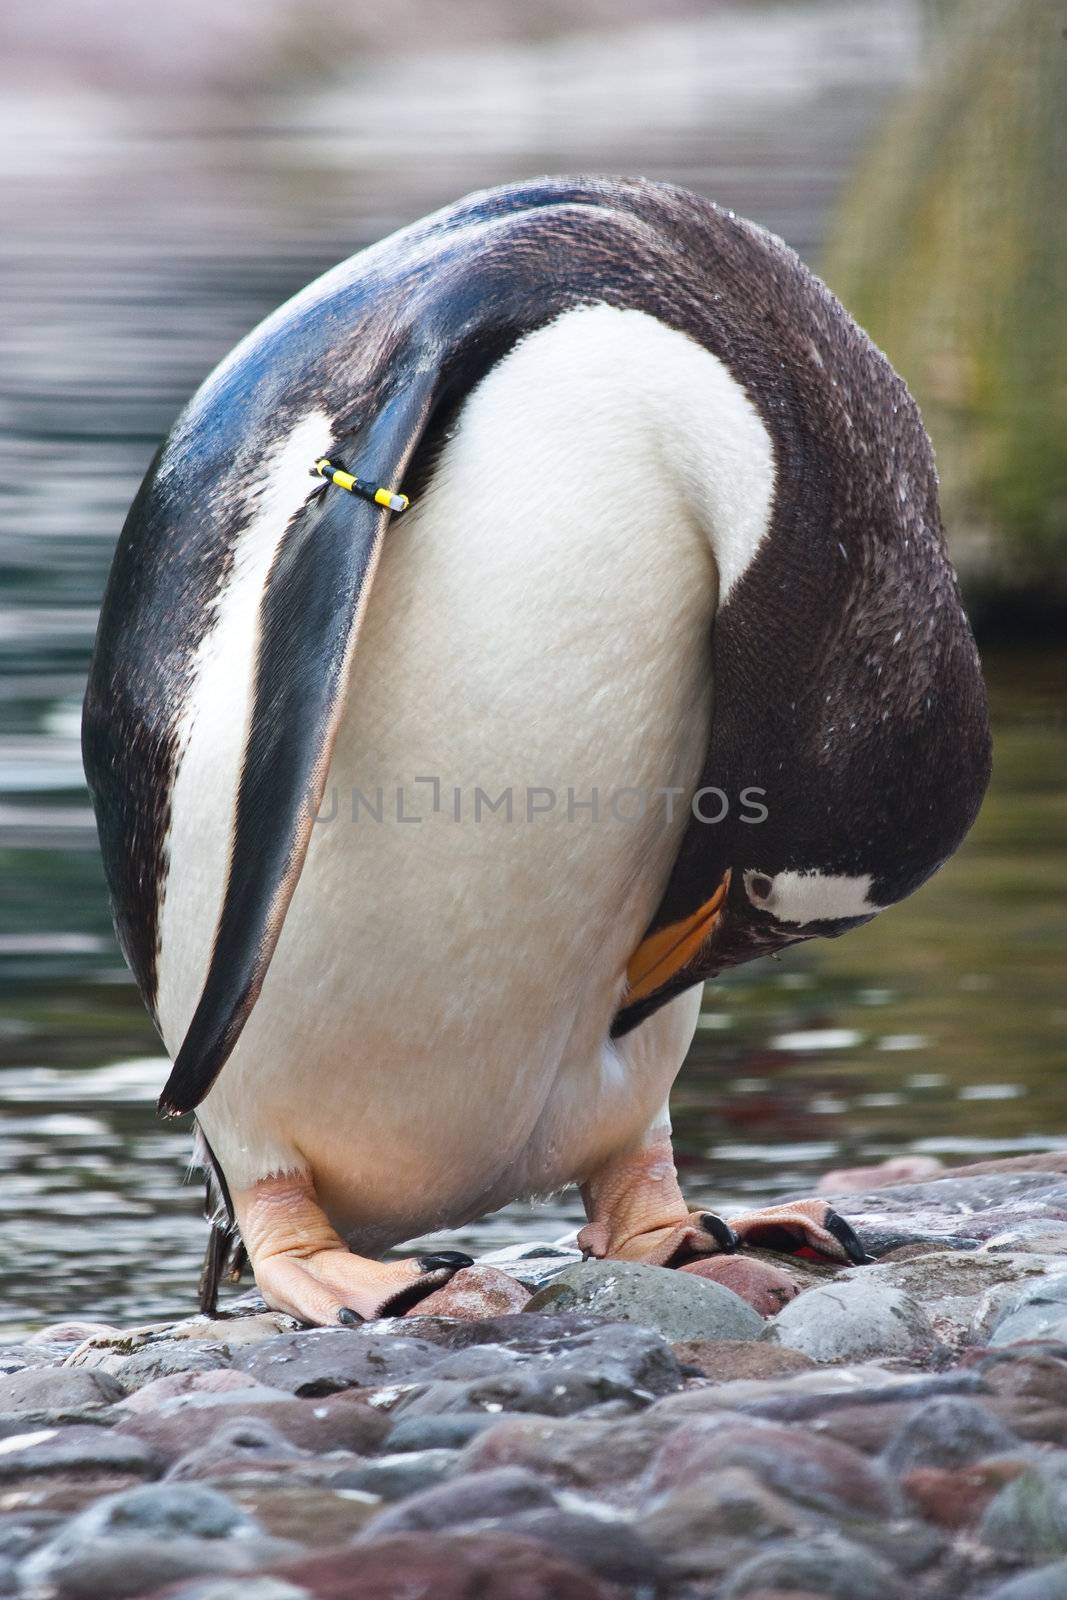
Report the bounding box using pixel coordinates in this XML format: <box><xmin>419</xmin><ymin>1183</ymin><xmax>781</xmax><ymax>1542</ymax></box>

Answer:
<box><xmin>2</xmin><ymin>1</ymin><xmax>1064</xmax><ymax>1333</ymax></box>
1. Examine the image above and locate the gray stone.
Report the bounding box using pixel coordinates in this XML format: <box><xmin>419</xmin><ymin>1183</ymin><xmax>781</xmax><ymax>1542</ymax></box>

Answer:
<box><xmin>495</xmin><ymin>1508</ymin><xmax>664</xmax><ymax>1589</ymax></box>
<box><xmin>99</xmin><ymin>1340</ymin><xmax>234</xmax><ymax>1391</ymax></box>
<box><xmin>986</xmin><ymin>1560</ymin><xmax>1067</xmax><ymax>1599</ymax></box>
<box><xmin>164</xmin><ymin>1416</ymin><xmax>311</xmax><ymax>1481</ymax></box>
<box><xmin>524</xmin><ymin>1260</ymin><xmax>763</xmax><ymax>1342</ymax></box>
<box><xmin>642</xmin><ymin>1466</ymin><xmax>811</xmax><ymax>1575</ymax></box>
<box><xmin>721</xmin><ymin>1530</ymin><xmax>907</xmax><ymax>1598</ymax></box>
<box><xmin>991</xmin><ymin>1274</ymin><xmax>1067</xmax><ymax>1347</ymax></box>
<box><xmin>330</xmin><ymin>1448</ymin><xmax>458</xmax><ymax>1500</ymax></box>
<box><xmin>883</xmin><ymin>1395</ymin><xmax>1022</xmax><ymax>1471</ymax></box>
<box><xmin>843</xmin><ymin>1249</ymin><xmax>1067</xmax><ymax>1346</ymax></box>
<box><xmin>155</xmin><ymin>1583</ymin><xmax>310</xmax><ymax>1600</ymax></box>
<box><xmin>116</xmin><ymin>1387</ymin><xmax>390</xmax><ymax>1459</ymax></box>
<box><xmin>981</xmin><ymin>1465</ymin><xmax>1067</xmax><ymax>1557</ymax></box>
<box><xmin>17</xmin><ymin>1483</ymin><xmax>294</xmax><ymax>1600</ymax></box>
<box><xmin>768</xmin><ymin>1277</ymin><xmax>940</xmax><ymax>1363</ymax></box>
<box><xmin>0</xmin><ymin>1366</ymin><xmax>123</xmax><ymax>1412</ymax></box>
<box><xmin>362</xmin><ymin>1465</ymin><xmax>557</xmax><ymax>1536</ymax></box>
<box><xmin>385</xmin><ymin>1412</ymin><xmax>503</xmax><ymax>1452</ymax></box>
<box><xmin>0</xmin><ymin>1424</ymin><xmax>159</xmax><ymax>1483</ymax></box>
<box><xmin>232</xmin><ymin>1328</ymin><xmax>440</xmax><ymax>1395</ymax></box>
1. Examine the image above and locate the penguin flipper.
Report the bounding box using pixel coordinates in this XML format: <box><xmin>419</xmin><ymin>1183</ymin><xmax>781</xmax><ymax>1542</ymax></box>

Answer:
<box><xmin>158</xmin><ymin>381</ymin><xmax>434</xmax><ymax>1116</ymax></box>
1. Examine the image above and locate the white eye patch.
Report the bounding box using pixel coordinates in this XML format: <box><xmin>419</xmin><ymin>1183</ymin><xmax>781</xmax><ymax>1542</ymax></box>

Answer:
<box><xmin>743</xmin><ymin>868</ymin><xmax>882</xmax><ymax>925</ymax></box>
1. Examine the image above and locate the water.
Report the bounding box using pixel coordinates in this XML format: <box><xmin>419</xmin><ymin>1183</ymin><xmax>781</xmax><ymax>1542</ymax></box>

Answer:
<box><xmin>2</xmin><ymin>0</ymin><xmax>1064</xmax><ymax>1333</ymax></box>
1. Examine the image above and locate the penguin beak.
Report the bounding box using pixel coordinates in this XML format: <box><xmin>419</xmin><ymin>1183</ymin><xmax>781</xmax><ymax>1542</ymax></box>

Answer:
<box><xmin>625</xmin><ymin>872</ymin><xmax>731</xmax><ymax>1003</ymax></box>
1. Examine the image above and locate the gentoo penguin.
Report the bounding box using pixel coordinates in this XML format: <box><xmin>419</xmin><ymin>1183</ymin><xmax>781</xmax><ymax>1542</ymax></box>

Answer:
<box><xmin>83</xmin><ymin>178</ymin><xmax>991</xmax><ymax>1325</ymax></box>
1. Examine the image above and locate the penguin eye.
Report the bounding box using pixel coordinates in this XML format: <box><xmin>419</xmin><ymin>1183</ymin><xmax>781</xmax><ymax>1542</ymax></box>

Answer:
<box><xmin>749</xmin><ymin>873</ymin><xmax>773</xmax><ymax>900</ymax></box>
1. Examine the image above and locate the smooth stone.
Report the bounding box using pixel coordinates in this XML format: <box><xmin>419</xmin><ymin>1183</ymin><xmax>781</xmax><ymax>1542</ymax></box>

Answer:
<box><xmin>232</xmin><ymin>1329</ymin><xmax>440</xmax><ymax>1395</ymax></box>
<box><xmin>985</xmin><ymin>1560</ymin><xmax>1067</xmax><ymax>1599</ymax></box>
<box><xmin>844</xmin><ymin>1250</ymin><xmax>1066</xmax><ymax>1345</ymax></box>
<box><xmin>671</xmin><ymin>1339</ymin><xmax>816</xmax><ymax>1381</ymax></box>
<box><xmin>17</xmin><ymin>1482</ymin><xmax>293</xmax><ymax>1600</ymax></box>
<box><xmin>153</xmin><ymin>1582</ymin><xmax>309</xmax><ymax>1600</ymax></box>
<box><xmin>650</xmin><ymin>1361</ymin><xmax>983</xmax><ymax>1422</ymax></box>
<box><xmin>721</xmin><ymin>1530</ymin><xmax>907</xmax><ymax>1599</ymax></box>
<box><xmin>768</xmin><ymin>1277</ymin><xmax>940</xmax><ymax>1363</ymax></box>
<box><xmin>0</xmin><ymin>1425</ymin><xmax>159</xmax><ymax>1485</ymax></box>
<box><xmin>460</xmin><ymin>1413</ymin><xmax>679</xmax><ymax>1492</ymax></box>
<box><xmin>642</xmin><ymin>1466</ymin><xmax>810</xmax><ymax>1575</ymax></box>
<box><xmin>980</xmin><ymin>1350</ymin><xmax>1067</xmax><ymax>1404</ymax></box>
<box><xmin>273</xmin><ymin>1531</ymin><xmax>617</xmax><ymax>1599</ymax></box>
<box><xmin>395</xmin><ymin>1311</ymin><xmax>609</xmax><ymax>1351</ymax></box>
<box><xmin>648</xmin><ymin>1417</ymin><xmax>899</xmax><ymax>1518</ymax></box>
<box><xmin>330</xmin><ymin>1449</ymin><xmax>458</xmax><ymax>1500</ymax></box>
<box><xmin>86</xmin><ymin>1341</ymin><xmax>233</xmax><ymax>1390</ymax></box>
<box><xmin>385</xmin><ymin>1412</ymin><xmax>502</xmax><ymax>1452</ymax></box>
<box><xmin>991</xmin><ymin>1274</ymin><xmax>1067</xmax><ymax>1347</ymax></box>
<box><xmin>0</xmin><ymin>1367</ymin><xmax>124</xmax><ymax>1412</ymax></box>
<box><xmin>525</xmin><ymin>1260</ymin><xmax>764</xmax><ymax>1342</ymax></box>
<box><xmin>981</xmin><ymin>1464</ymin><xmax>1067</xmax><ymax>1557</ymax></box>
<box><xmin>817</xmin><ymin>1157</ymin><xmax>945</xmax><ymax>1193</ymax></box>
<box><xmin>883</xmin><ymin>1395</ymin><xmax>1022</xmax><ymax>1471</ymax></box>
<box><xmin>163</xmin><ymin>1417</ymin><xmax>315</xmax><ymax>1481</ymax></box>
<box><xmin>116</xmin><ymin>1389</ymin><xmax>390</xmax><ymax>1459</ymax></box>
<box><xmin>404</xmin><ymin>1267</ymin><xmax>530</xmax><ymax>1319</ymax></box>
<box><xmin>475</xmin><ymin>1241</ymin><xmax>584</xmax><ymax>1293</ymax></box>
<box><xmin>679</xmin><ymin>1256</ymin><xmax>801</xmax><ymax>1317</ymax></box>
<box><xmin>167</xmin><ymin>1313</ymin><xmax>300</xmax><ymax>1346</ymax></box>
<box><xmin>224</xmin><ymin>1480</ymin><xmax>380</xmax><ymax>1545</ymax></box>
<box><xmin>827</xmin><ymin>1171</ymin><xmax>1067</xmax><ymax>1254</ymax></box>
<box><xmin>493</xmin><ymin>1507</ymin><xmax>665</xmax><ymax>1589</ymax></box>
<box><xmin>120</xmin><ymin>1369</ymin><xmax>282</xmax><ymax>1413</ymax></box>
<box><xmin>902</xmin><ymin>1458</ymin><xmax>1027</xmax><ymax>1529</ymax></box>
<box><xmin>26</xmin><ymin>1323</ymin><xmax>120</xmax><ymax>1346</ymax></box>
<box><xmin>361</xmin><ymin>1466</ymin><xmax>557</xmax><ymax>1535</ymax></box>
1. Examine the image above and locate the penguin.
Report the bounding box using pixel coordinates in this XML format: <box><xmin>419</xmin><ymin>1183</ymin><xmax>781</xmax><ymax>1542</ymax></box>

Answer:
<box><xmin>83</xmin><ymin>177</ymin><xmax>991</xmax><ymax>1325</ymax></box>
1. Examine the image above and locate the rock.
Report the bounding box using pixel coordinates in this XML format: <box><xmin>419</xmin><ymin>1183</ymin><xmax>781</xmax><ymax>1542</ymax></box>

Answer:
<box><xmin>151</xmin><ymin>1582</ymin><xmax>309</xmax><ymax>1600</ymax></box>
<box><xmin>460</xmin><ymin>1412</ymin><xmax>678</xmax><ymax>1493</ymax></box>
<box><xmin>271</xmin><ymin>1531</ymin><xmax>617</xmax><ymax>1599</ymax></box>
<box><xmin>168</xmin><ymin>1313</ymin><xmax>300</xmax><ymax>1346</ymax></box>
<box><xmin>119</xmin><ymin>1368</ymin><xmax>281</xmax><ymax>1414</ymax></box>
<box><xmin>361</xmin><ymin>1466</ymin><xmax>557</xmax><ymax>1536</ymax></box>
<box><xmin>991</xmin><ymin>1274</ymin><xmax>1067</xmax><ymax>1346</ymax></box>
<box><xmin>984</xmin><ymin>1221</ymin><xmax>1067</xmax><ymax>1255</ymax></box>
<box><xmin>231</xmin><ymin>1329</ymin><xmax>440</xmax><ymax>1395</ymax></box>
<box><xmin>225</xmin><ymin>1480</ymin><xmax>380</xmax><ymax>1545</ymax></box>
<box><xmin>650</xmin><ymin>1361</ymin><xmax>983</xmax><ymax>1422</ymax></box>
<box><xmin>671</xmin><ymin>1339</ymin><xmax>817</xmax><ymax>1381</ymax></box>
<box><xmin>163</xmin><ymin>1417</ymin><xmax>316</xmax><ymax>1482</ymax></box>
<box><xmin>493</xmin><ymin>1508</ymin><xmax>664</xmax><ymax>1590</ymax></box>
<box><xmin>0</xmin><ymin>1366</ymin><xmax>124</xmax><ymax>1412</ymax></box>
<box><xmin>985</xmin><ymin>1561</ymin><xmax>1067</xmax><ymax>1599</ymax></box>
<box><xmin>768</xmin><ymin>1277</ymin><xmax>940</xmax><ymax>1363</ymax></box>
<box><xmin>647</xmin><ymin>1417</ymin><xmax>900</xmax><ymax>1519</ymax></box>
<box><xmin>524</xmin><ymin>1260</ymin><xmax>764</xmax><ymax>1342</ymax></box>
<box><xmin>384</xmin><ymin>1412</ymin><xmax>503</xmax><ymax>1452</ymax></box>
<box><xmin>642</xmin><ymin>1466</ymin><xmax>811</xmax><ymax>1576</ymax></box>
<box><xmin>27</xmin><ymin>1323</ymin><xmax>120</xmax><ymax>1346</ymax></box>
<box><xmin>826</xmin><ymin>1171</ymin><xmax>1067</xmax><ymax>1255</ymax></box>
<box><xmin>16</xmin><ymin>1482</ymin><xmax>293</xmax><ymax>1600</ymax></box>
<box><xmin>883</xmin><ymin>1395</ymin><xmax>1023</xmax><ymax>1472</ymax></box>
<box><xmin>843</xmin><ymin>1249</ymin><xmax>1065</xmax><ymax>1347</ymax></box>
<box><xmin>720</xmin><ymin>1531</ymin><xmax>907</xmax><ymax>1599</ymax></box>
<box><xmin>474</xmin><ymin>1241</ymin><xmax>584</xmax><ymax>1293</ymax></box>
<box><xmin>330</xmin><ymin>1449</ymin><xmax>458</xmax><ymax>1501</ymax></box>
<box><xmin>678</xmin><ymin>1256</ymin><xmax>801</xmax><ymax>1317</ymax></box>
<box><xmin>981</xmin><ymin>1464</ymin><xmax>1067</xmax><ymax>1557</ymax></box>
<box><xmin>404</xmin><ymin>1267</ymin><xmax>530</xmax><ymax>1319</ymax></box>
<box><xmin>903</xmin><ymin>1459</ymin><xmax>1027</xmax><ymax>1529</ymax></box>
<box><xmin>0</xmin><ymin>1424</ymin><xmax>159</xmax><ymax>1490</ymax></box>
<box><xmin>817</xmin><ymin>1157</ymin><xmax>945</xmax><ymax>1193</ymax></box>
<box><xmin>73</xmin><ymin>1339</ymin><xmax>233</xmax><ymax>1390</ymax></box>
<box><xmin>116</xmin><ymin>1389</ymin><xmax>390</xmax><ymax>1460</ymax></box>
<box><xmin>395</xmin><ymin>1311</ymin><xmax>607</xmax><ymax>1352</ymax></box>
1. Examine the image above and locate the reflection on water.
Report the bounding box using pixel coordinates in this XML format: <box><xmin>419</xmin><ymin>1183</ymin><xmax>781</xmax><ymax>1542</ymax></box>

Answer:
<box><xmin>1</xmin><ymin>0</ymin><xmax>1064</xmax><ymax>1331</ymax></box>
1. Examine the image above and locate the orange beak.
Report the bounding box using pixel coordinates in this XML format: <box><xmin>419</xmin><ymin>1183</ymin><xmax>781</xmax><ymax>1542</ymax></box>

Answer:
<box><xmin>625</xmin><ymin>871</ymin><xmax>731</xmax><ymax>1004</ymax></box>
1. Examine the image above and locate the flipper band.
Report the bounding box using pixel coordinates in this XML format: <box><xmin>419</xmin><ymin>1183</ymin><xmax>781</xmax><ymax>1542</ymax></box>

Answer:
<box><xmin>312</xmin><ymin>457</ymin><xmax>409</xmax><ymax>514</ymax></box>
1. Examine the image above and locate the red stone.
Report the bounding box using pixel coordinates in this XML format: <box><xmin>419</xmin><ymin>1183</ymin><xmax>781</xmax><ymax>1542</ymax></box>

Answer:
<box><xmin>406</xmin><ymin>1265</ymin><xmax>529</xmax><ymax>1320</ymax></box>
<box><xmin>678</xmin><ymin>1255</ymin><xmax>800</xmax><ymax>1316</ymax></box>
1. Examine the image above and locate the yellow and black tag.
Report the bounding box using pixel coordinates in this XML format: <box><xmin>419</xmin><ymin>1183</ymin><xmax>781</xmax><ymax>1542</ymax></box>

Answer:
<box><xmin>312</xmin><ymin>457</ymin><xmax>409</xmax><ymax>514</ymax></box>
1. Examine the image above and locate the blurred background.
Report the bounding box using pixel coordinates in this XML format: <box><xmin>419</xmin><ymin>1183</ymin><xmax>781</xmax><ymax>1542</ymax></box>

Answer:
<box><xmin>0</xmin><ymin>0</ymin><xmax>1063</xmax><ymax>1330</ymax></box>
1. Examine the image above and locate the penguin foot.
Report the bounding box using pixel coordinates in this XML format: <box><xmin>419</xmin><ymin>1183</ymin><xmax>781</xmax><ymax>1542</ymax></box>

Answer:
<box><xmin>723</xmin><ymin>1198</ymin><xmax>872</xmax><ymax>1264</ymax></box>
<box><xmin>232</xmin><ymin>1173</ymin><xmax>473</xmax><ymax>1326</ymax></box>
<box><xmin>579</xmin><ymin>1209</ymin><xmax>739</xmax><ymax>1268</ymax></box>
<box><xmin>578</xmin><ymin>1129</ymin><xmax>740</xmax><ymax>1268</ymax></box>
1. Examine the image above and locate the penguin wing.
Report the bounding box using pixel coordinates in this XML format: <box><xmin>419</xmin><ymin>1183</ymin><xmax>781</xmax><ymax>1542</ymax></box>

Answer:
<box><xmin>156</xmin><ymin>380</ymin><xmax>434</xmax><ymax>1115</ymax></box>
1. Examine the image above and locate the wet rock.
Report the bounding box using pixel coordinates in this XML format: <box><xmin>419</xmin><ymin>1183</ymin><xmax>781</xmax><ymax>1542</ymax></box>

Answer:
<box><xmin>330</xmin><ymin>1449</ymin><xmax>458</xmax><ymax>1500</ymax></box>
<box><xmin>85</xmin><ymin>1340</ymin><xmax>233</xmax><ymax>1391</ymax></box>
<box><xmin>648</xmin><ymin>1416</ymin><xmax>899</xmax><ymax>1518</ymax></box>
<box><xmin>991</xmin><ymin>1274</ymin><xmax>1067</xmax><ymax>1346</ymax></box>
<box><xmin>642</xmin><ymin>1465</ymin><xmax>811</xmax><ymax>1576</ymax></box>
<box><xmin>17</xmin><ymin>1482</ymin><xmax>293</xmax><ymax>1600</ymax></box>
<box><xmin>720</xmin><ymin>1530</ymin><xmax>907</xmax><ymax>1599</ymax></box>
<box><xmin>883</xmin><ymin>1394</ymin><xmax>1022</xmax><ymax>1472</ymax></box>
<box><xmin>980</xmin><ymin>1349</ymin><xmax>1067</xmax><ymax>1405</ymax></box>
<box><xmin>768</xmin><ymin>1277</ymin><xmax>940</xmax><ymax>1363</ymax></box>
<box><xmin>272</xmin><ymin>1531</ymin><xmax>617</xmax><ymax>1599</ymax></box>
<box><xmin>817</xmin><ymin>1156</ymin><xmax>946</xmax><ymax>1193</ymax></box>
<box><xmin>232</xmin><ymin>1329</ymin><xmax>440</xmax><ymax>1395</ymax></box>
<box><xmin>0</xmin><ymin>1423</ymin><xmax>159</xmax><ymax>1489</ymax></box>
<box><xmin>395</xmin><ymin>1311</ymin><xmax>607</xmax><ymax>1352</ymax></box>
<box><xmin>362</xmin><ymin>1465</ymin><xmax>557</xmax><ymax>1535</ymax></box>
<box><xmin>167</xmin><ymin>1313</ymin><xmax>300</xmax><ymax>1346</ymax></box>
<box><xmin>119</xmin><ymin>1368</ymin><xmax>282</xmax><ymax>1414</ymax></box>
<box><xmin>460</xmin><ymin>1412</ymin><xmax>678</xmax><ymax>1492</ymax></box>
<box><xmin>986</xmin><ymin>1560</ymin><xmax>1067</xmax><ymax>1599</ymax></box>
<box><xmin>651</xmin><ymin>1360</ymin><xmax>983</xmax><ymax>1422</ymax></box>
<box><xmin>225</xmin><ymin>1480</ymin><xmax>380</xmax><ymax>1545</ymax></box>
<box><xmin>27</xmin><ymin>1322</ymin><xmax>120</xmax><ymax>1346</ymax></box>
<box><xmin>827</xmin><ymin>1170</ymin><xmax>1067</xmax><ymax>1255</ymax></box>
<box><xmin>903</xmin><ymin>1458</ymin><xmax>1027</xmax><ymax>1529</ymax></box>
<box><xmin>524</xmin><ymin>1259</ymin><xmax>764</xmax><ymax>1341</ymax></box>
<box><xmin>153</xmin><ymin>1582</ymin><xmax>310</xmax><ymax>1600</ymax></box>
<box><xmin>404</xmin><ymin>1266</ymin><xmax>529</xmax><ymax>1319</ymax></box>
<box><xmin>844</xmin><ymin>1249</ymin><xmax>1064</xmax><ymax>1347</ymax></box>
<box><xmin>678</xmin><ymin>1255</ymin><xmax>801</xmax><ymax>1317</ymax></box>
<box><xmin>116</xmin><ymin>1388</ymin><xmax>389</xmax><ymax>1459</ymax></box>
<box><xmin>0</xmin><ymin>1366</ymin><xmax>123</xmax><ymax>1412</ymax></box>
<box><xmin>981</xmin><ymin>1463</ymin><xmax>1067</xmax><ymax>1557</ymax></box>
<box><xmin>671</xmin><ymin>1338</ymin><xmax>816</xmax><ymax>1381</ymax></box>
<box><xmin>384</xmin><ymin>1412</ymin><xmax>502</xmax><ymax>1452</ymax></box>
<box><xmin>163</xmin><ymin>1417</ymin><xmax>318</xmax><ymax>1482</ymax></box>
<box><xmin>475</xmin><ymin>1241</ymin><xmax>583</xmax><ymax>1293</ymax></box>
<box><xmin>494</xmin><ymin>1507</ymin><xmax>664</xmax><ymax>1590</ymax></box>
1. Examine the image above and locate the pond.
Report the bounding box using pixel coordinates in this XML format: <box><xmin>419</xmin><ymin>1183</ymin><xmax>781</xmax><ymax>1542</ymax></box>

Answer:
<box><xmin>1</xmin><ymin>0</ymin><xmax>1063</xmax><ymax>1332</ymax></box>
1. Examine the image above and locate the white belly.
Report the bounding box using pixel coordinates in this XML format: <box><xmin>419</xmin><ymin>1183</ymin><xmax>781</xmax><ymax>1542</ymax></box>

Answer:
<box><xmin>158</xmin><ymin>304</ymin><xmax>777</xmax><ymax>1248</ymax></box>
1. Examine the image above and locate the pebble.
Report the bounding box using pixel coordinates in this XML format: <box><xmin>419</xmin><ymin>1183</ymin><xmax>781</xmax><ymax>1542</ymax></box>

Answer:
<box><xmin>720</xmin><ymin>1529</ymin><xmax>908</xmax><ymax>1599</ymax></box>
<box><xmin>882</xmin><ymin>1394</ymin><xmax>1023</xmax><ymax>1471</ymax></box>
<box><xmin>525</xmin><ymin>1258</ymin><xmax>765</xmax><ymax>1341</ymax></box>
<box><xmin>768</xmin><ymin>1276</ymin><xmax>941</xmax><ymax>1363</ymax></box>
<box><xmin>671</xmin><ymin>1337</ymin><xmax>816</xmax><ymax>1380</ymax></box>
<box><xmin>362</xmin><ymin>1465</ymin><xmax>558</xmax><ymax>1535</ymax></box>
<box><xmin>231</xmin><ymin>1328</ymin><xmax>439</xmax><ymax>1394</ymax></box>
<box><xmin>116</xmin><ymin>1388</ymin><xmax>390</xmax><ymax>1459</ymax></box>
<box><xmin>981</xmin><ymin>1463</ymin><xmax>1067</xmax><ymax>1557</ymax></box>
<box><xmin>404</xmin><ymin>1265</ymin><xmax>530</xmax><ymax>1318</ymax></box>
<box><xmin>0</xmin><ymin>1366</ymin><xmax>124</xmax><ymax>1412</ymax></box>
<box><xmin>330</xmin><ymin>1447</ymin><xmax>458</xmax><ymax>1500</ymax></box>
<box><xmin>678</xmin><ymin>1254</ymin><xmax>801</xmax><ymax>1316</ymax></box>
<box><xmin>991</xmin><ymin>1273</ymin><xmax>1067</xmax><ymax>1346</ymax></box>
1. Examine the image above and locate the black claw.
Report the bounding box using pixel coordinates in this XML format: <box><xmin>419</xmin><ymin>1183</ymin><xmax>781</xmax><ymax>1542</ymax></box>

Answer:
<box><xmin>417</xmin><ymin>1251</ymin><xmax>475</xmax><ymax>1273</ymax></box>
<box><xmin>337</xmin><ymin>1307</ymin><xmax>364</xmax><ymax>1326</ymax></box>
<box><xmin>826</xmin><ymin>1209</ymin><xmax>873</xmax><ymax>1265</ymax></box>
<box><xmin>701</xmin><ymin>1213</ymin><xmax>739</xmax><ymax>1253</ymax></box>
